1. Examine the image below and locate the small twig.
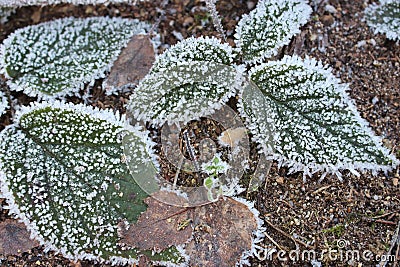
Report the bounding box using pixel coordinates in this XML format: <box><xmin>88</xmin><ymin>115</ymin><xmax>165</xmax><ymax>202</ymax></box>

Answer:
<box><xmin>265</xmin><ymin>219</ymin><xmax>314</xmax><ymax>249</ymax></box>
<box><xmin>312</xmin><ymin>185</ymin><xmax>332</xmax><ymax>195</ymax></box>
<box><xmin>183</xmin><ymin>129</ymin><xmax>200</xmax><ymax>173</ymax></box>
<box><xmin>173</xmin><ymin>156</ymin><xmax>184</xmax><ymax>190</ymax></box>
<box><xmin>264</xmin><ymin>232</ymin><xmax>285</xmax><ymax>251</ymax></box>
<box><xmin>205</xmin><ymin>0</ymin><xmax>226</xmax><ymax>41</ymax></box>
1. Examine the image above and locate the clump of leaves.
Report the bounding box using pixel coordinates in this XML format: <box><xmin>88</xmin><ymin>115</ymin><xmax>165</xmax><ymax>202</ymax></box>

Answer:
<box><xmin>119</xmin><ymin>191</ymin><xmax>265</xmax><ymax>267</ymax></box>
<box><xmin>128</xmin><ymin>0</ymin><xmax>399</xmax><ymax>179</ymax></box>
<box><xmin>0</xmin><ymin>102</ymin><xmax>184</xmax><ymax>265</ymax></box>
<box><xmin>364</xmin><ymin>0</ymin><xmax>400</xmax><ymax>41</ymax></box>
<box><xmin>0</xmin><ymin>17</ymin><xmax>152</xmax><ymax>100</ymax></box>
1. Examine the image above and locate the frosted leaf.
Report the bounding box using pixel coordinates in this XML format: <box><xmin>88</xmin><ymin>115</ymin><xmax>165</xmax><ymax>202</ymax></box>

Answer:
<box><xmin>239</xmin><ymin>55</ymin><xmax>399</xmax><ymax>177</ymax></box>
<box><xmin>150</xmin><ymin>36</ymin><xmax>235</xmax><ymax>72</ymax></box>
<box><xmin>235</xmin><ymin>0</ymin><xmax>312</xmax><ymax>63</ymax></box>
<box><xmin>0</xmin><ymin>90</ymin><xmax>7</xmax><ymax>115</ymax></box>
<box><xmin>0</xmin><ymin>17</ymin><xmax>151</xmax><ymax>100</ymax></box>
<box><xmin>0</xmin><ymin>101</ymin><xmax>184</xmax><ymax>265</ymax></box>
<box><xmin>364</xmin><ymin>0</ymin><xmax>400</xmax><ymax>41</ymax></box>
<box><xmin>128</xmin><ymin>37</ymin><xmax>241</xmax><ymax>126</ymax></box>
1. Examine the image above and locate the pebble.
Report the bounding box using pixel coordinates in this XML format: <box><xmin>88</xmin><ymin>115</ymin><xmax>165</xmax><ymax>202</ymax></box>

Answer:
<box><xmin>393</xmin><ymin>178</ymin><xmax>399</xmax><ymax>186</ymax></box>
<box><xmin>247</xmin><ymin>1</ymin><xmax>256</xmax><ymax>10</ymax></box>
<box><xmin>357</xmin><ymin>40</ymin><xmax>367</xmax><ymax>48</ymax></box>
<box><xmin>320</xmin><ymin>14</ymin><xmax>334</xmax><ymax>26</ymax></box>
<box><xmin>325</xmin><ymin>4</ymin><xmax>337</xmax><ymax>14</ymax></box>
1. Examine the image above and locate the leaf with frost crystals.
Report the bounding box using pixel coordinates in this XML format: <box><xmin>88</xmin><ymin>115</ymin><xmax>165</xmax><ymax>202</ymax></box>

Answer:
<box><xmin>0</xmin><ymin>101</ymin><xmax>185</xmax><ymax>265</ymax></box>
<box><xmin>150</xmin><ymin>36</ymin><xmax>236</xmax><ymax>72</ymax></box>
<box><xmin>0</xmin><ymin>17</ymin><xmax>151</xmax><ymax>100</ymax></box>
<box><xmin>127</xmin><ymin>37</ymin><xmax>241</xmax><ymax>126</ymax></box>
<box><xmin>239</xmin><ymin>55</ymin><xmax>399</xmax><ymax>177</ymax></box>
<box><xmin>235</xmin><ymin>0</ymin><xmax>312</xmax><ymax>63</ymax></box>
<box><xmin>364</xmin><ymin>0</ymin><xmax>400</xmax><ymax>41</ymax></box>
<box><xmin>0</xmin><ymin>90</ymin><xmax>7</xmax><ymax>115</ymax></box>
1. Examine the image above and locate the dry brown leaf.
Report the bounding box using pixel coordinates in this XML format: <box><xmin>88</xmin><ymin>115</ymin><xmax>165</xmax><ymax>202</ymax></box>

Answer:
<box><xmin>118</xmin><ymin>191</ymin><xmax>193</xmax><ymax>252</ymax></box>
<box><xmin>103</xmin><ymin>34</ymin><xmax>155</xmax><ymax>93</ymax></box>
<box><xmin>218</xmin><ymin>127</ymin><xmax>247</xmax><ymax>147</ymax></box>
<box><xmin>119</xmin><ymin>192</ymin><xmax>260</xmax><ymax>266</ymax></box>
<box><xmin>0</xmin><ymin>219</ymin><xmax>39</xmax><ymax>255</ymax></box>
<box><xmin>187</xmin><ymin>197</ymin><xmax>258</xmax><ymax>267</ymax></box>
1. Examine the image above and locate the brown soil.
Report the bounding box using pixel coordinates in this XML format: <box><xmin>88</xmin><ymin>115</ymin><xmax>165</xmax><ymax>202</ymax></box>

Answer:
<box><xmin>0</xmin><ymin>0</ymin><xmax>399</xmax><ymax>266</ymax></box>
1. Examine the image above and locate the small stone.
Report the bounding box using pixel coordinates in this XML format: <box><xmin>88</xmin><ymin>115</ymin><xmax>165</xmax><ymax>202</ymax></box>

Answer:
<box><xmin>369</xmin><ymin>38</ymin><xmax>377</xmax><ymax>46</ymax></box>
<box><xmin>183</xmin><ymin>17</ymin><xmax>194</xmax><ymax>27</ymax></box>
<box><xmin>393</xmin><ymin>178</ymin><xmax>398</xmax><ymax>186</ymax></box>
<box><xmin>320</xmin><ymin>14</ymin><xmax>334</xmax><ymax>26</ymax></box>
<box><xmin>247</xmin><ymin>1</ymin><xmax>256</xmax><ymax>10</ymax></box>
<box><xmin>276</xmin><ymin>177</ymin><xmax>284</xmax><ymax>184</ymax></box>
<box><xmin>325</xmin><ymin>4</ymin><xmax>337</xmax><ymax>14</ymax></box>
<box><xmin>357</xmin><ymin>40</ymin><xmax>367</xmax><ymax>48</ymax></box>
<box><xmin>373</xmin><ymin>195</ymin><xmax>379</xmax><ymax>201</ymax></box>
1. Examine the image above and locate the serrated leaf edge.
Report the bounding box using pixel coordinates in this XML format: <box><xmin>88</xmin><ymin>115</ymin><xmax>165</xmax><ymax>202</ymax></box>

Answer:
<box><xmin>234</xmin><ymin>0</ymin><xmax>312</xmax><ymax>65</ymax></box>
<box><xmin>0</xmin><ymin>17</ymin><xmax>151</xmax><ymax>100</ymax></box>
<box><xmin>0</xmin><ymin>100</ymin><xmax>162</xmax><ymax>264</ymax></box>
<box><xmin>238</xmin><ymin>55</ymin><xmax>400</xmax><ymax>179</ymax></box>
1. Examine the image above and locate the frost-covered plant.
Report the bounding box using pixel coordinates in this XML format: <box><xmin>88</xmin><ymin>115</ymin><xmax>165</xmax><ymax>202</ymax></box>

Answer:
<box><xmin>0</xmin><ymin>17</ymin><xmax>152</xmax><ymax>100</ymax></box>
<box><xmin>202</xmin><ymin>154</ymin><xmax>229</xmax><ymax>201</ymax></box>
<box><xmin>127</xmin><ymin>0</ymin><xmax>399</xmax><ymax>179</ymax></box>
<box><xmin>364</xmin><ymin>0</ymin><xmax>400</xmax><ymax>41</ymax></box>
<box><xmin>0</xmin><ymin>101</ymin><xmax>185</xmax><ymax>265</ymax></box>
<box><xmin>235</xmin><ymin>0</ymin><xmax>312</xmax><ymax>63</ymax></box>
<box><xmin>0</xmin><ymin>90</ymin><xmax>8</xmax><ymax>115</ymax></box>
<box><xmin>128</xmin><ymin>36</ymin><xmax>240</xmax><ymax>125</ymax></box>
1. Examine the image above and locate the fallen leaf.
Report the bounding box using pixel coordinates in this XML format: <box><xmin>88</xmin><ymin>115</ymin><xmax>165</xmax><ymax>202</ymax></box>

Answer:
<box><xmin>218</xmin><ymin>127</ymin><xmax>247</xmax><ymax>147</ymax></box>
<box><xmin>103</xmin><ymin>34</ymin><xmax>155</xmax><ymax>94</ymax></box>
<box><xmin>119</xmin><ymin>192</ymin><xmax>261</xmax><ymax>266</ymax></box>
<box><xmin>118</xmin><ymin>191</ymin><xmax>193</xmax><ymax>252</ymax></box>
<box><xmin>0</xmin><ymin>219</ymin><xmax>39</xmax><ymax>255</ymax></box>
<box><xmin>186</xmin><ymin>197</ymin><xmax>259</xmax><ymax>267</ymax></box>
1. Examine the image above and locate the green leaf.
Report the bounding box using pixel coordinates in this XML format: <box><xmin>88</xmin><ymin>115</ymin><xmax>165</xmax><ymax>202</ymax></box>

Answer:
<box><xmin>234</xmin><ymin>0</ymin><xmax>312</xmax><ymax>63</ymax></box>
<box><xmin>128</xmin><ymin>37</ymin><xmax>240</xmax><ymax>126</ymax></box>
<box><xmin>364</xmin><ymin>0</ymin><xmax>400</xmax><ymax>41</ymax></box>
<box><xmin>0</xmin><ymin>17</ymin><xmax>151</xmax><ymax>100</ymax></box>
<box><xmin>240</xmin><ymin>55</ymin><xmax>399</xmax><ymax>178</ymax></box>
<box><xmin>150</xmin><ymin>36</ymin><xmax>235</xmax><ymax>72</ymax></box>
<box><xmin>0</xmin><ymin>101</ymin><xmax>184</xmax><ymax>264</ymax></box>
<box><xmin>0</xmin><ymin>90</ymin><xmax>8</xmax><ymax>116</ymax></box>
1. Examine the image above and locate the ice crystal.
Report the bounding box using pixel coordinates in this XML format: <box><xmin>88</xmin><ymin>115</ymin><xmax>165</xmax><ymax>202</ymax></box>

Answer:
<box><xmin>0</xmin><ymin>90</ymin><xmax>7</xmax><ymax>115</ymax></box>
<box><xmin>235</xmin><ymin>0</ymin><xmax>312</xmax><ymax>63</ymax></box>
<box><xmin>128</xmin><ymin>36</ymin><xmax>241</xmax><ymax>126</ymax></box>
<box><xmin>364</xmin><ymin>0</ymin><xmax>400</xmax><ymax>41</ymax></box>
<box><xmin>0</xmin><ymin>17</ymin><xmax>151</xmax><ymax>100</ymax></box>
<box><xmin>0</xmin><ymin>101</ymin><xmax>184</xmax><ymax>264</ymax></box>
<box><xmin>239</xmin><ymin>55</ymin><xmax>399</xmax><ymax>178</ymax></box>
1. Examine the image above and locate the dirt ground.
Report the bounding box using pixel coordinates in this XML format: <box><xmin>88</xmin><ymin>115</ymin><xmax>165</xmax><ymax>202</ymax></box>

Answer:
<box><xmin>0</xmin><ymin>0</ymin><xmax>399</xmax><ymax>266</ymax></box>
